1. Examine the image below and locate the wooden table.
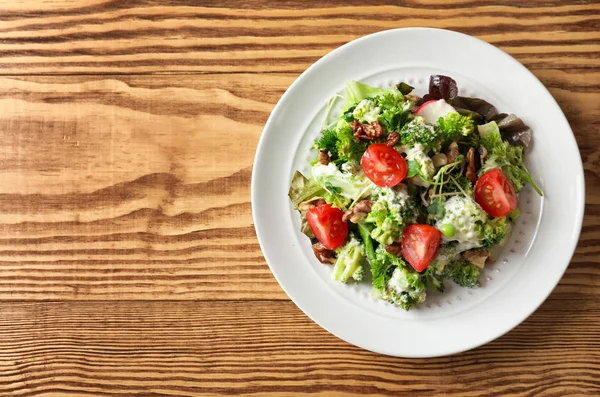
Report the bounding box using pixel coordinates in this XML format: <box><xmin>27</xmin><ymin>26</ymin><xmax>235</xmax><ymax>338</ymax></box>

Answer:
<box><xmin>0</xmin><ymin>1</ymin><xmax>598</xmax><ymax>396</ymax></box>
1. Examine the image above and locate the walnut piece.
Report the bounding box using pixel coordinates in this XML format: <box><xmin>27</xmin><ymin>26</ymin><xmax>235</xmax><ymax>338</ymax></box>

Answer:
<box><xmin>445</xmin><ymin>142</ymin><xmax>460</xmax><ymax>163</ymax></box>
<box><xmin>405</xmin><ymin>93</ymin><xmax>421</xmax><ymax>103</ymax></box>
<box><xmin>350</xmin><ymin>120</ymin><xmax>384</xmax><ymax>142</ymax></box>
<box><xmin>298</xmin><ymin>197</ymin><xmax>326</xmax><ymax>212</ymax></box>
<box><xmin>466</xmin><ymin>147</ymin><xmax>477</xmax><ymax>183</ymax></box>
<box><xmin>386</xmin><ymin>132</ymin><xmax>400</xmax><ymax>147</ymax></box>
<box><xmin>432</xmin><ymin>153</ymin><xmax>448</xmax><ymax>168</ymax></box>
<box><xmin>462</xmin><ymin>249</ymin><xmax>491</xmax><ymax>268</ymax></box>
<box><xmin>318</xmin><ymin>150</ymin><xmax>330</xmax><ymax>165</ymax></box>
<box><xmin>342</xmin><ymin>200</ymin><xmax>374</xmax><ymax>223</ymax></box>
<box><xmin>312</xmin><ymin>242</ymin><xmax>336</xmax><ymax>264</ymax></box>
<box><xmin>385</xmin><ymin>242</ymin><xmax>402</xmax><ymax>256</ymax></box>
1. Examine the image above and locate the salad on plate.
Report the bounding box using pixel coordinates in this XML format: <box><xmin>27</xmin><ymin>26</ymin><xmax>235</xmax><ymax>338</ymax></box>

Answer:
<box><xmin>288</xmin><ymin>75</ymin><xmax>542</xmax><ymax>311</ymax></box>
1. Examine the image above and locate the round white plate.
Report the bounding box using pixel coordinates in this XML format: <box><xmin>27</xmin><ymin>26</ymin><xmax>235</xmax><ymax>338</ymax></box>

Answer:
<box><xmin>251</xmin><ymin>28</ymin><xmax>584</xmax><ymax>357</ymax></box>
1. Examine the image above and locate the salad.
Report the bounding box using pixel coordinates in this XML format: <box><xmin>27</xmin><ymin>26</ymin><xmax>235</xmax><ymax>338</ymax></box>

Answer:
<box><xmin>288</xmin><ymin>75</ymin><xmax>542</xmax><ymax>310</ymax></box>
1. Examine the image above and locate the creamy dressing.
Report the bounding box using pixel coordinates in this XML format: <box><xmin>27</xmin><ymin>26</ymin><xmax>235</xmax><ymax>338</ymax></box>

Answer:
<box><xmin>436</xmin><ymin>195</ymin><xmax>486</xmax><ymax>249</ymax></box>
<box><xmin>387</xmin><ymin>268</ymin><xmax>412</xmax><ymax>293</ymax></box>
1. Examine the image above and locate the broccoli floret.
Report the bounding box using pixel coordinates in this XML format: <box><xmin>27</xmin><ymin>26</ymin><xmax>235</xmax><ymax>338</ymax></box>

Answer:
<box><xmin>399</xmin><ymin>116</ymin><xmax>440</xmax><ymax>150</ymax></box>
<box><xmin>352</xmin><ymin>99</ymin><xmax>381</xmax><ymax>123</ymax></box>
<box><xmin>436</xmin><ymin>112</ymin><xmax>474</xmax><ymax>145</ymax></box>
<box><xmin>404</xmin><ymin>144</ymin><xmax>435</xmax><ymax>182</ymax></box>
<box><xmin>364</xmin><ymin>186</ymin><xmax>418</xmax><ymax>245</ymax></box>
<box><xmin>374</xmin><ymin>91</ymin><xmax>413</xmax><ymax>132</ymax></box>
<box><xmin>315</xmin><ymin>129</ymin><xmax>339</xmax><ymax>156</ymax></box>
<box><xmin>423</xmin><ymin>266</ymin><xmax>445</xmax><ymax>292</ymax></box>
<box><xmin>383</xmin><ymin>267</ymin><xmax>427</xmax><ymax>310</ymax></box>
<box><xmin>370</xmin><ymin>244</ymin><xmax>404</xmax><ymax>291</ymax></box>
<box><xmin>368</xmin><ymin>216</ymin><xmax>402</xmax><ymax>246</ymax></box>
<box><xmin>369</xmin><ymin>244</ymin><xmax>427</xmax><ymax>310</ymax></box>
<box><xmin>357</xmin><ymin>222</ymin><xmax>376</xmax><ymax>260</ymax></box>
<box><xmin>423</xmin><ymin>244</ymin><xmax>462</xmax><ymax>292</ymax></box>
<box><xmin>480</xmin><ymin>140</ymin><xmax>542</xmax><ymax>195</ymax></box>
<box><xmin>315</xmin><ymin>121</ymin><xmax>367</xmax><ymax>165</ymax></box>
<box><xmin>389</xmin><ymin>290</ymin><xmax>425</xmax><ymax>311</ymax></box>
<box><xmin>481</xmin><ymin>216</ymin><xmax>513</xmax><ymax>249</ymax></box>
<box><xmin>428</xmin><ymin>243</ymin><xmax>459</xmax><ymax>269</ymax></box>
<box><xmin>332</xmin><ymin>237</ymin><xmax>366</xmax><ymax>283</ymax></box>
<box><xmin>342</xmin><ymin>81</ymin><xmax>413</xmax><ymax>133</ymax></box>
<box><xmin>441</xmin><ymin>259</ymin><xmax>481</xmax><ymax>288</ymax></box>
<box><xmin>334</xmin><ymin>121</ymin><xmax>368</xmax><ymax>164</ymax></box>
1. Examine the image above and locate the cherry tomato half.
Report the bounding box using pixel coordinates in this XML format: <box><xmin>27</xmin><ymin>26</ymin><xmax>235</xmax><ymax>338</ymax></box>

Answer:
<box><xmin>401</xmin><ymin>224</ymin><xmax>442</xmax><ymax>272</ymax></box>
<box><xmin>306</xmin><ymin>204</ymin><xmax>348</xmax><ymax>250</ymax></box>
<box><xmin>475</xmin><ymin>168</ymin><xmax>518</xmax><ymax>217</ymax></box>
<box><xmin>360</xmin><ymin>143</ymin><xmax>407</xmax><ymax>187</ymax></box>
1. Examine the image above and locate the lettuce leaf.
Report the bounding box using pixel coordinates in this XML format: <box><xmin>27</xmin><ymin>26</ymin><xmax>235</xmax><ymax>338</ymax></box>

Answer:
<box><xmin>450</xmin><ymin>96</ymin><xmax>532</xmax><ymax>149</ymax></box>
<box><xmin>343</xmin><ymin>80</ymin><xmax>403</xmax><ymax>109</ymax></box>
<box><xmin>288</xmin><ymin>171</ymin><xmax>324</xmax><ymax>209</ymax></box>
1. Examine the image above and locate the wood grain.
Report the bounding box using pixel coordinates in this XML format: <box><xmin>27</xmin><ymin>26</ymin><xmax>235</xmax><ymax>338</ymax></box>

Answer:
<box><xmin>0</xmin><ymin>1</ymin><xmax>598</xmax><ymax>396</ymax></box>
<box><xmin>0</xmin><ymin>70</ymin><xmax>597</xmax><ymax>301</ymax></box>
<box><xmin>0</xmin><ymin>300</ymin><xmax>599</xmax><ymax>397</ymax></box>
<box><xmin>0</xmin><ymin>1</ymin><xmax>598</xmax><ymax>74</ymax></box>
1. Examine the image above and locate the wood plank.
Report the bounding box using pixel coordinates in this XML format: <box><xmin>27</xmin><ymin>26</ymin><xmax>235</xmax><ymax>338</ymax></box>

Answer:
<box><xmin>0</xmin><ymin>300</ymin><xmax>598</xmax><ymax>396</ymax></box>
<box><xmin>0</xmin><ymin>2</ymin><xmax>598</xmax><ymax>74</ymax></box>
<box><xmin>0</xmin><ymin>70</ymin><xmax>597</xmax><ymax>300</ymax></box>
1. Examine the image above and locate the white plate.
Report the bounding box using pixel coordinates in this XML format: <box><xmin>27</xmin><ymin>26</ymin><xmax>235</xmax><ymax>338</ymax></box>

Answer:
<box><xmin>251</xmin><ymin>28</ymin><xmax>584</xmax><ymax>357</ymax></box>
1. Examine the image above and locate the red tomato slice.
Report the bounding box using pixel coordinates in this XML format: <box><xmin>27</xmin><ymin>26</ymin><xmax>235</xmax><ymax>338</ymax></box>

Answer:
<box><xmin>306</xmin><ymin>204</ymin><xmax>348</xmax><ymax>250</ymax></box>
<box><xmin>360</xmin><ymin>143</ymin><xmax>407</xmax><ymax>187</ymax></box>
<box><xmin>475</xmin><ymin>168</ymin><xmax>518</xmax><ymax>217</ymax></box>
<box><xmin>401</xmin><ymin>224</ymin><xmax>442</xmax><ymax>272</ymax></box>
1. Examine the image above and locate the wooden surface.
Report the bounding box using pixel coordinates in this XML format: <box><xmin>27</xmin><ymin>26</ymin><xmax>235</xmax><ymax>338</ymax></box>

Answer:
<box><xmin>0</xmin><ymin>1</ymin><xmax>599</xmax><ymax>396</ymax></box>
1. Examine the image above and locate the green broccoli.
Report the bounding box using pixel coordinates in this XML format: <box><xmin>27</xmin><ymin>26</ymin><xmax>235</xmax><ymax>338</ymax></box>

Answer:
<box><xmin>368</xmin><ymin>216</ymin><xmax>402</xmax><ymax>246</ymax></box>
<box><xmin>342</xmin><ymin>80</ymin><xmax>413</xmax><ymax>132</ymax></box>
<box><xmin>404</xmin><ymin>144</ymin><xmax>436</xmax><ymax>182</ymax></box>
<box><xmin>383</xmin><ymin>266</ymin><xmax>427</xmax><ymax>310</ymax></box>
<box><xmin>399</xmin><ymin>116</ymin><xmax>441</xmax><ymax>150</ymax></box>
<box><xmin>388</xmin><ymin>290</ymin><xmax>426</xmax><ymax>311</ymax></box>
<box><xmin>423</xmin><ymin>266</ymin><xmax>445</xmax><ymax>292</ymax></box>
<box><xmin>364</xmin><ymin>187</ymin><xmax>418</xmax><ymax>245</ymax></box>
<box><xmin>370</xmin><ymin>244</ymin><xmax>404</xmax><ymax>292</ymax></box>
<box><xmin>315</xmin><ymin>128</ymin><xmax>339</xmax><ymax>156</ymax></box>
<box><xmin>315</xmin><ymin>121</ymin><xmax>367</xmax><ymax>165</ymax></box>
<box><xmin>374</xmin><ymin>91</ymin><xmax>413</xmax><ymax>132</ymax></box>
<box><xmin>422</xmin><ymin>244</ymin><xmax>461</xmax><ymax>292</ymax></box>
<box><xmin>334</xmin><ymin>121</ymin><xmax>368</xmax><ymax>164</ymax></box>
<box><xmin>367</xmin><ymin>244</ymin><xmax>426</xmax><ymax>310</ymax></box>
<box><xmin>333</xmin><ymin>237</ymin><xmax>366</xmax><ymax>283</ymax></box>
<box><xmin>441</xmin><ymin>259</ymin><xmax>481</xmax><ymax>288</ymax></box>
<box><xmin>436</xmin><ymin>112</ymin><xmax>474</xmax><ymax>145</ymax></box>
<box><xmin>481</xmin><ymin>216</ymin><xmax>512</xmax><ymax>249</ymax></box>
<box><xmin>358</xmin><ymin>223</ymin><xmax>376</xmax><ymax>264</ymax></box>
